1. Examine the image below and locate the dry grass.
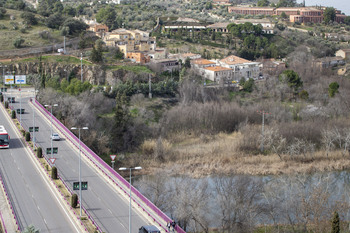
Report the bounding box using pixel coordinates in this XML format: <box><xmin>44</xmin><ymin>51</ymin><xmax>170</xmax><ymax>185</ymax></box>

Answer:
<box><xmin>141</xmin><ymin>132</ymin><xmax>350</xmax><ymax>177</ymax></box>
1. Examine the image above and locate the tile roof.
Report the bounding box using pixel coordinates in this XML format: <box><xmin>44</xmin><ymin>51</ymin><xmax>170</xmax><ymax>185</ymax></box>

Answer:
<box><xmin>192</xmin><ymin>58</ymin><xmax>216</xmax><ymax>65</ymax></box>
<box><xmin>204</xmin><ymin>66</ymin><xmax>233</xmax><ymax>71</ymax></box>
<box><xmin>220</xmin><ymin>55</ymin><xmax>251</xmax><ymax>65</ymax></box>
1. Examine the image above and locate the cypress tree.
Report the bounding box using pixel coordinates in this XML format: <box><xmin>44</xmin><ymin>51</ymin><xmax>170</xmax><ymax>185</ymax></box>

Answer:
<box><xmin>331</xmin><ymin>211</ymin><xmax>340</xmax><ymax>233</ymax></box>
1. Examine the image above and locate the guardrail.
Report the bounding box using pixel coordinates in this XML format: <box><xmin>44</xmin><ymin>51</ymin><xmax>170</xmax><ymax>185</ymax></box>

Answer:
<box><xmin>8</xmin><ymin>100</ymin><xmax>90</xmax><ymax>233</ymax></box>
<box><xmin>33</xmin><ymin>98</ymin><xmax>186</xmax><ymax>233</ymax></box>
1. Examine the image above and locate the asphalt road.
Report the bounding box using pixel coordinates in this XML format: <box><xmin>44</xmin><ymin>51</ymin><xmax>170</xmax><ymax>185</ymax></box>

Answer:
<box><xmin>9</xmin><ymin>89</ymin><xmax>150</xmax><ymax>233</ymax></box>
<box><xmin>0</xmin><ymin>95</ymin><xmax>80</xmax><ymax>232</ymax></box>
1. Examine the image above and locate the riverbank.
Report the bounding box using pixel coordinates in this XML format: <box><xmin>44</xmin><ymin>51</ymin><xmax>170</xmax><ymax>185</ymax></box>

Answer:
<box><xmin>139</xmin><ymin>132</ymin><xmax>350</xmax><ymax>178</ymax></box>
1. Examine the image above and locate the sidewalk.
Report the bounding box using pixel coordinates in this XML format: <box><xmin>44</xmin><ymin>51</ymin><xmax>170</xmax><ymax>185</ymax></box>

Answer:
<box><xmin>0</xmin><ymin>181</ymin><xmax>18</xmax><ymax>233</ymax></box>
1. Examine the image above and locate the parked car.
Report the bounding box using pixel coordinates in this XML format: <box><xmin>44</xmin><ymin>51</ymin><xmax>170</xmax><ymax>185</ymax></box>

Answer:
<box><xmin>51</xmin><ymin>133</ymin><xmax>61</xmax><ymax>141</ymax></box>
<box><xmin>138</xmin><ymin>225</ymin><xmax>161</xmax><ymax>233</ymax></box>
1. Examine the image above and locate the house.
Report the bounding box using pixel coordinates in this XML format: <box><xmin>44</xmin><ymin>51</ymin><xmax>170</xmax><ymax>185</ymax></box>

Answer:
<box><xmin>313</xmin><ymin>56</ymin><xmax>345</xmax><ymax>69</ymax></box>
<box><xmin>86</xmin><ymin>20</ymin><xmax>109</xmax><ymax>37</ymax></box>
<box><xmin>336</xmin><ymin>49</ymin><xmax>350</xmax><ymax>61</ymax></box>
<box><xmin>104</xmin><ymin>29</ymin><xmax>156</xmax><ymax>56</ymax></box>
<box><xmin>126</xmin><ymin>52</ymin><xmax>150</xmax><ymax>64</ymax></box>
<box><xmin>228</xmin><ymin>7</ymin><xmax>275</xmax><ymax>15</ymax></box>
<box><xmin>148</xmin><ymin>59</ymin><xmax>180</xmax><ymax>73</ymax></box>
<box><xmin>191</xmin><ymin>58</ymin><xmax>216</xmax><ymax>69</ymax></box>
<box><xmin>231</xmin><ymin>19</ymin><xmax>275</xmax><ymax>34</ymax></box>
<box><xmin>203</xmin><ymin>66</ymin><xmax>233</xmax><ymax>83</ymax></box>
<box><xmin>206</xmin><ymin>23</ymin><xmax>230</xmax><ymax>33</ymax></box>
<box><xmin>219</xmin><ymin>55</ymin><xmax>261</xmax><ymax>80</ymax></box>
<box><xmin>169</xmin><ymin>53</ymin><xmax>201</xmax><ymax>61</ymax></box>
<box><xmin>262</xmin><ymin>59</ymin><xmax>286</xmax><ymax>75</ymax></box>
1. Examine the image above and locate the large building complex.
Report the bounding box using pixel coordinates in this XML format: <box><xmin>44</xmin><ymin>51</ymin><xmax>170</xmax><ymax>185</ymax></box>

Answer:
<box><xmin>228</xmin><ymin>6</ymin><xmax>346</xmax><ymax>24</ymax></box>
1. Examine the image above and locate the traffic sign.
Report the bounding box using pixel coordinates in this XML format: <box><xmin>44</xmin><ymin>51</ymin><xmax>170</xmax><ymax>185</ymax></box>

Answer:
<box><xmin>47</xmin><ymin>147</ymin><xmax>58</xmax><ymax>154</ymax></box>
<box><xmin>110</xmin><ymin>155</ymin><xmax>117</xmax><ymax>161</ymax></box>
<box><xmin>73</xmin><ymin>181</ymin><xmax>88</xmax><ymax>190</ymax></box>
<box><xmin>49</xmin><ymin>158</ymin><xmax>56</xmax><ymax>164</ymax></box>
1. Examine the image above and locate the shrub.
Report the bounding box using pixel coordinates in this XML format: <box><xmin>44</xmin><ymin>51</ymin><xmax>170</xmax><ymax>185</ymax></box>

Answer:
<box><xmin>11</xmin><ymin>110</ymin><xmax>16</xmax><ymax>119</ymax></box>
<box><xmin>21</xmin><ymin>129</ymin><xmax>25</xmax><ymax>136</ymax></box>
<box><xmin>4</xmin><ymin>101</ymin><xmax>8</xmax><ymax>108</ymax></box>
<box><xmin>51</xmin><ymin>166</ymin><xmax>57</xmax><ymax>179</ymax></box>
<box><xmin>13</xmin><ymin>37</ymin><xmax>25</xmax><ymax>48</ymax></box>
<box><xmin>0</xmin><ymin>94</ymin><xmax>3</xmax><ymax>102</ymax></box>
<box><xmin>71</xmin><ymin>194</ymin><xmax>78</xmax><ymax>208</ymax></box>
<box><xmin>25</xmin><ymin>132</ymin><xmax>30</xmax><ymax>141</ymax></box>
<box><xmin>37</xmin><ymin>147</ymin><xmax>43</xmax><ymax>158</ymax></box>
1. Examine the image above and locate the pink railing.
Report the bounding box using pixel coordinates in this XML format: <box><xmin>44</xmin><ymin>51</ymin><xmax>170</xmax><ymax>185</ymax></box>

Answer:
<box><xmin>33</xmin><ymin>99</ymin><xmax>186</xmax><ymax>233</ymax></box>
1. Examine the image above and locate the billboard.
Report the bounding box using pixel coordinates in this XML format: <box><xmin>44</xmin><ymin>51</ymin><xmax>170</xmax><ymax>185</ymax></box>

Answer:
<box><xmin>4</xmin><ymin>75</ymin><xmax>26</xmax><ymax>85</ymax></box>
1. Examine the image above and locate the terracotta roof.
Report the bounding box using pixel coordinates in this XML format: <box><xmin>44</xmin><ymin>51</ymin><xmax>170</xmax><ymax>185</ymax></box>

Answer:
<box><xmin>207</xmin><ymin>23</ymin><xmax>230</xmax><ymax>28</ymax></box>
<box><xmin>229</xmin><ymin>7</ymin><xmax>275</xmax><ymax>10</ymax></box>
<box><xmin>204</xmin><ymin>66</ymin><xmax>233</xmax><ymax>71</ymax></box>
<box><xmin>220</xmin><ymin>55</ymin><xmax>251</xmax><ymax>65</ymax></box>
<box><xmin>192</xmin><ymin>58</ymin><xmax>216</xmax><ymax>65</ymax></box>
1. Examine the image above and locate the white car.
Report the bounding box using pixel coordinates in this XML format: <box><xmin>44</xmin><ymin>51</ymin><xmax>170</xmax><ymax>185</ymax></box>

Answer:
<box><xmin>51</xmin><ymin>133</ymin><xmax>61</xmax><ymax>141</ymax></box>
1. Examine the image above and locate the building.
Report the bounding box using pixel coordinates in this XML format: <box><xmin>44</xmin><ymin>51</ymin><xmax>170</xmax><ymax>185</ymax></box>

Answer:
<box><xmin>206</xmin><ymin>23</ymin><xmax>230</xmax><ymax>33</ymax></box>
<box><xmin>261</xmin><ymin>59</ymin><xmax>286</xmax><ymax>75</ymax></box>
<box><xmin>203</xmin><ymin>66</ymin><xmax>233</xmax><ymax>83</ymax></box>
<box><xmin>148</xmin><ymin>59</ymin><xmax>180</xmax><ymax>73</ymax></box>
<box><xmin>126</xmin><ymin>52</ymin><xmax>150</xmax><ymax>64</ymax></box>
<box><xmin>86</xmin><ymin>20</ymin><xmax>109</xmax><ymax>37</ymax></box>
<box><xmin>336</xmin><ymin>49</ymin><xmax>350</xmax><ymax>61</ymax></box>
<box><xmin>104</xmin><ymin>29</ymin><xmax>156</xmax><ymax>56</ymax></box>
<box><xmin>313</xmin><ymin>56</ymin><xmax>345</xmax><ymax>69</ymax></box>
<box><xmin>228</xmin><ymin>6</ymin><xmax>334</xmax><ymax>24</ymax></box>
<box><xmin>191</xmin><ymin>58</ymin><xmax>217</xmax><ymax>69</ymax></box>
<box><xmin>219</xmin><ymin>55</ymin><xmax>261</xmax><ymax>80</ymax></box>
<box><xmin>228</xmin><ymin>7</ymin><xmax>275</xmax><ymax>15</ymax></box>
<box><xmin>169</xmin><ymin>53</ymin><xmax>201</xmax><ymax>61</ymax></box>
<box><xmin>335</xmin><ymin>14</ymin><xmax>347</xmax><ymax>23</ymax></box>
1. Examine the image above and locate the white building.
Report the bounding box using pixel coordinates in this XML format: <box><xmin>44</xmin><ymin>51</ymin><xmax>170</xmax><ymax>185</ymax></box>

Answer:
<box><xmin>203</xmin><ymin>66</ymin><xmax>233</xmax><ymax>83</ymax></box>
<box><xmin>219</xmin><ymin>55</ymin><xmax>261</xmax><ymax>80</ymax></box>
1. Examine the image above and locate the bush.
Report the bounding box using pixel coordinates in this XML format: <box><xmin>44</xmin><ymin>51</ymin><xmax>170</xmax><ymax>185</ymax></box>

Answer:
<box><xmin>4</xmin><ymin>101</ymin><xmax>8</xmax><ymax>108</ymax></box>
<box><xmin>21</xmin><ymin>129</ymin><xmax>25</xmax><ymax>136</ymax></box>
<box><xmin>25</xmin><ymin>132</ymin><xmax>31</xmax><ymax>141</ymax></box>
<box><xmin>71</xmin><ymin>193</ymin><xmax>78</xmax><ymax>208</ymax></box>
<box><xmin>51</xmin><ymin>166</ymin><xmax>57</xmax><ymax>179</ymax></box>
<box><xmin>13</xmin><ymin>37</ymin><xmax>25</xmax><ymax>48</ymax></box>
<box><xmin>0</xmin><ymin>94</ymin><xmax>3</xmax><ymax>102</ymax></box>
<box><xmin>37</xmin><ymin>147</ymin><xmax>43</xmax><ymax>158</ymax></box>
<box><xmin>11</xmin><ymin>110</ymin><xmax>16</xmax><ymax>119</ymax></box>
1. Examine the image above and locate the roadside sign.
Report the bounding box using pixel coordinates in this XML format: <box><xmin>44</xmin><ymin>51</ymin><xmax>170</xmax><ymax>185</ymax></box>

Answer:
<box><xmin>15</xmin><ymin>75</ymin><xmax>26</xmax><ymax>84</ymax></box>
<box><xmin>73</xmin><ymin>181</ymin><xmax>88</xmax><ymax>190</ymax></box>
<box><xmin>29</xmin><ymin>127</ymin><xmax>39</xmax><ymax>132</ymax></box>
<box><xmin>110</xmin><ymin>155</ymin><xmax>117</xmax><ymax>161</ymax></box>
<box><xmin>53</xmin><ymin>147</ymin><xmax>58</xmax><ymax>154</ymax></box>
<box><xmin>46</xmin><ymin>148</ymin><xmax>52</xmax><ymax>154</ymax></box>
<box><xmin>49</xmin><ymin>158</ymin><xmax>56</xmax><ymax>164</ymax></box>
<box><xmin>29</xmin><ymin>127</ymin><xmax>33</xmax><ymax>132</ymax></box>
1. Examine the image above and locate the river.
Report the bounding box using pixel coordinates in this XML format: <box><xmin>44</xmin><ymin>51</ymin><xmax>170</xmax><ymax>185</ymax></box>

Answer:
<box><xmin>135</xmin><ymin>171</ymin><xmax>350</xmax><ymax>231</ymax></box>
<box><xmin>297</xmin><ymin>0</ymin><xmax>350</xmax><ymax>15</ymax></box>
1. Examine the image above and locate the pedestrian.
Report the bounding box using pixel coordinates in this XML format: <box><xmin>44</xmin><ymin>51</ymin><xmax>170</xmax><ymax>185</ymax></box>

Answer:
<box><xmin>166</xmin><ymin>221</ymin><xmax>171</xmax><ymax>232</ymax></box>
<box><xmin>171</xmin><ymin>220</ymin><xmax>176</xmax><ymax>232</ymax></box>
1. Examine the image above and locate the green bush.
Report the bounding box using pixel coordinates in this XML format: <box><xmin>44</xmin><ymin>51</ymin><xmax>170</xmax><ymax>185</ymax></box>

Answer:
<box><xmin>37</xmin><ymin>147</ymin><xmax>43</xmax><ymax>158</ymax></box>
<box><xmin>71</xmin><ymin>193</ymin><xmax>78</xmax><ymax>208</ymax></box>
<box><xmin>4</xmin><ymin>101</ymin><xmax>8</xmax><ymax>108</ymax></box>
<box><xmin>21</xmin><ymin>129</ymin><xmax>25</xmax><ymax>136</ymax></box>
<box><xmin>25</xmin><ymin>132</ymin><xmax>31</xmax><ymax>141</ymax></box>
<box><xmin>11</xmin><ymin>110</ymin><xmax>16</xmax><ymax>119</ymax></box>
<box><xmin>51</xmin><ymin>166</ymin><xmax>57</xmax><ymax>179</ymax></box>
<box><xmin>0</xmin><ymin>94</ymin><xmax>3</xmax><ymax>102</ymax></box>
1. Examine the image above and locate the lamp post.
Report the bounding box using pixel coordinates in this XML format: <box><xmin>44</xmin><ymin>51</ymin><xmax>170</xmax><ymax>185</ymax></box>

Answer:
<box><xmin>45</xmin><ymin>104</ymin><xmax>58</xmax><ymax>158</ymax></box>
<box><xmin>71</xmin><ymin>126</ymin><xmax>89</xmax><ymax>217</ymax></box>
<box><xmin>32</xmin><ymin>90</ymin><xmax>38</xmax><ymax>150</ymax></box>
<box><xmin>80</xmin><ymin>53</ymin><xmax>83</xmax><ymax>83</ymax></box>
<box><xmin>119</xmin><ymin>166</ymin><xmax>142</xmax><ymax>233</ymax></box>
<box><xmin>0</xmin><ymin>65</ymin><xmax>6</xmax><ymax>104</ymax></box>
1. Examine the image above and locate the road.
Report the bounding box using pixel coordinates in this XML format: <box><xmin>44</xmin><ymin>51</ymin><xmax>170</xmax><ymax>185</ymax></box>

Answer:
<box><xmin>0</xmin><ymin>93</ymin><xmax>81</xmax><ymax>232</ymax></box>
<box><xmin>9</xmin><ymin>89</ymin><xmax>152</xmax><ymax>233</ymax></box>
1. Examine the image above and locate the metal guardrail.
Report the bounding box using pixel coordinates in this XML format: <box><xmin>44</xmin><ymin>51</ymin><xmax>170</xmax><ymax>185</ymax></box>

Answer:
<box><xmin>33</xmin><ymin>98</ymin><xmax>186</xmax><ymax>233</ymax></box>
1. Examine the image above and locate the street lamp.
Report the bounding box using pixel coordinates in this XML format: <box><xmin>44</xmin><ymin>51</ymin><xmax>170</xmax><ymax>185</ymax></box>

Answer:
<box><xmin>45</xmin><ymin>104</ymin><xmax>58</xmax><ymax>158</ymax></box>
<box><xmin>31</xmin><ymin>90</ymin><xmax>39</xmax><ymax>150</ymax></box>
<box><xmin>71</xmin><ymin>126</ymin><xmax>89</xmax><ymax>217</ymax></box>
<box><xmin>119</xmin><ymin>166</ymin><xmax>142</xmax><ymax>233</ymax></box>
<box><xmin>0</xmin><ymin>65</ymin><xmax>6</xmax><ymax>104</ymax></box>
<box><xmin>80</xmin><ymin>53</ymin><xmax>83</xmax><ymax>83</ymax></box>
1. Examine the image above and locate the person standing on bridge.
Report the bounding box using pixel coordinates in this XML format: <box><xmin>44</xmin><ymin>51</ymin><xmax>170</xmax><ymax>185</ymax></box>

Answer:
<box><xmin>166</xmin><ymin>221</ymin><xmax>171</xmax><ymax>232</ymax></box>
<box><xmin>171</xmin><ymin>220</ymin><xmax>176</xmax><ymax>232</ymax></box>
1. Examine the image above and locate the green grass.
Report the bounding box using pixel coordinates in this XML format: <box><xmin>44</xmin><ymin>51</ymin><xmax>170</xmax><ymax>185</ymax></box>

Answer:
<box><xmin>106</xmin><ymin>65</ymin><xmax>153</xmax><ymax>74</ymax></box>
<box><xmin>18</xmin><ymin>55</ymin><xmax>92</xmax><ymax>65</ymax></box>
<box><xmin>0</xmin><ymin>9</ymin><xmax>64</xmax><ymax>51</ymax></box>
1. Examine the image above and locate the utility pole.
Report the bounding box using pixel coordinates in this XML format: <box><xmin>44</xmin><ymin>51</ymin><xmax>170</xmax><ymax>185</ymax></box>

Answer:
<box><xmin>257</xmin><ymin>110</ymin><xmax>270</xmax><ymax>153</ymax></box>
<box><xmin>64</xmin><ymin>36</ymin><xmax>66</xmax><ymax>54</ymax></box>
<box><xmin>148</xmin><ymin>74</ymin><xmax>152</xmax><ymax>99</ymax></box>
<box><xmin>80</xmin><ymin>53</ymin><xmax>83</xmax><ymax>82</ymax></box>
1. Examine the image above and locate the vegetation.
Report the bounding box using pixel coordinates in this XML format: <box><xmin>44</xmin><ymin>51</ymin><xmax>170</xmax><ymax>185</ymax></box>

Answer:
<box><xmin>25</xmin><ymin>131</ymin><xmax>30</xmax><ymax>141</ymax></box>
<box><xmin>71</xmin><ymin>193</ymin><xmax>78</xmax><ymax>208</ymax></box>
<box><xmin>11</xmin><ymin>109</ymin><xmax>16</xmax><ymax>119</ymax></box>
<box><xmin>51</xmin><ymin>166</ymin><xmax>57</xmax><ymax>179</ymax></box>
<box><xmin>37</xmin><ymin>147</ymin><xmax>42</xmax><ymax>158</ymax></box>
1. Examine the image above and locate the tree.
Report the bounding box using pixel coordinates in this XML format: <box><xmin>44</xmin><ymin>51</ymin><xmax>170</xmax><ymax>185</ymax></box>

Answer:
<box><xmin>0</xmin><ymin>7</ymin><xmax>6</xmax><ymax>19</ymax></box>
<box><xmin>62</xmin><ymin>6</ymin><xmax>76</xmax><ymax>17</ymax></box>
<box><xmin>324</xmin><ymin>7</ymin><xmax>336</xmax><ymax>24</ymax></box>
<box><xmin>328</xmin><ymin>82</ymin><xmax>339</xmax><ymax>97</ymax></box>
<box><xmin>62</xmin><ymin>18</ymin><xmax>88</xmax><ymax>35</ymax></box>
<box><xmin>90</xmin><ymin>46</ymin><xmax>103</xmax><ymax>63</ymax></box>
<box><xmin>279</xmin><ymin>70</ymin><xmax>303</xmax><ymax>93</ymax></box>
<box><xmin>112</xmin><ymin>91</ymin><xmax>130</xmax><ymax>150</ymax></box>
<box><xmin>13</xmin><ymin>37</ymin><xmax>25</xmax><ymax>48</ymax></box>
<box><xmin>205</xmin><ymin>2</ymin><xmax>212</xmax><ymax>10</ymax></box>
<box><xmin>46</xmin><ymin>13</ymin><xmax>64</xmax><ymax>29</ymax></box>
<box><xmin>331</xmin><ymin>211</ymin><xmax>340</xmax><ymax>233</ymax></box>
<box><xmin>22</xmin><ymin>225</ymin><xmax>39</xmax><ymax>233</ymax></box>
<box><xmin>21</xmin><ymin>12</ymin><xmax>38</xmax><ymax>25</ymax></box>
<box><xmin>281</xmin><ymin>11</ymin><xmax>287</xmax><ymax>19</ymax></box>
<box><xmin>96</xmin><ymin>6</ymin><xmax>118</xmax><ymax>30</ymax></box>
<box><xmin>344</xmin><ymin>16</ymin><xmax>350</xmax><ymax>25</ymax></box>
<box><xmin>257</xmin><ymin>0</ymin><xmax>269</xmax><ymax>7</ymax></box>
<box><xmin>184</xmin><ymin>57</ymin><xmax>191</xmax><ymax>68</ymax></box>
